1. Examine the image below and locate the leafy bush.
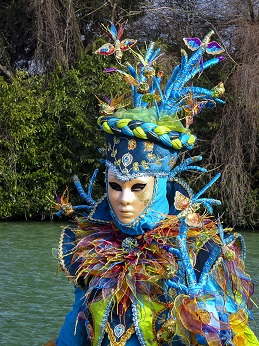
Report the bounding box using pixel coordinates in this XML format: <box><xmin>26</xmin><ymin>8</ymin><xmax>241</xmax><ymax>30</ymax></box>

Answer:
<box><xmin>0</xmin><ymin>53</ymin><xmax>125</xmax><ymax>219</ymax></box>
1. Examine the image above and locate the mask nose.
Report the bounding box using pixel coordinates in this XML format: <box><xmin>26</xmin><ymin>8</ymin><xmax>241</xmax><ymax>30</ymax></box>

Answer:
<box><xmin>120</xmin><ymin>189</ymin><xmax>132</xmax><ymax>206</ymax></box>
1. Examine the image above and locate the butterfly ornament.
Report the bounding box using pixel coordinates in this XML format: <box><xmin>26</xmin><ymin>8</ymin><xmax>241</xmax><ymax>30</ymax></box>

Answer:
<box><xmin>95</xmin><ymin>93</ymin><xmax>129</xmax><ymax>115</ymax></box>
<box><xmin>174</xmin><ymin>191</ymin><xmax>203</xmax><ymax>227</ymax></box>
<box><xmin>95</xmin><ymin>21</ymin><xmax>136</xmax><ymax>61</ymax></box>
<box><xmin>174</xmin><ymin>173</ymin><xmax>222</xmax><ymax>227</ymax></box>
<box><xmin>183</xmin><ymin>30</ymin><xmax>225</xmax><ymax>55</ymax></box>
<box><xmin>49</xmin><ymin>187</ymin><xmax>74</xmax><ymax>217</ymax></box>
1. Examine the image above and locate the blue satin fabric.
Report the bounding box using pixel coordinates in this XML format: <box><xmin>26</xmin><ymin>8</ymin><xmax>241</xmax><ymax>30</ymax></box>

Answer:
<box><xmin>56</xmin><ymin>287</ymin><xmax>88</xmax><ymax>346</ymax></box>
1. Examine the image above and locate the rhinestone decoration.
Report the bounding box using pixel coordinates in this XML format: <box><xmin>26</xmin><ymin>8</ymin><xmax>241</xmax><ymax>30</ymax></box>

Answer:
<box><xmin>114</xmin><ymin>324</ymin><xmax>125</xmax><ymax>338</ymax></box>
<box><xmin>122</xmin><ymin>153</ymin><xmax>133</xmax><ymax>167</ymax></box>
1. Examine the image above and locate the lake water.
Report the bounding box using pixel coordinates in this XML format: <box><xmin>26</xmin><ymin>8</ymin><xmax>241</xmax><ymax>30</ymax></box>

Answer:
<box><xmin>0</xmin><ymin>221</ymin><xmax>258</xmax><ymax>345</ymax></box>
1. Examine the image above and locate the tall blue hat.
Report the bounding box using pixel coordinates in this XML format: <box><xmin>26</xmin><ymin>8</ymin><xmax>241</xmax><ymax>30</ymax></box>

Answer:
<box><xmin>95</xmin><ymin>29</ymin><xmax>225</xmax><ymax>181</ymax></box>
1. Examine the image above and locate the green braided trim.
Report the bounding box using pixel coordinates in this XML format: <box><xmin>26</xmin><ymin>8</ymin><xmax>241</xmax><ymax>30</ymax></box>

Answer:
<box><xmin>97</xmin><ymin>116</ymin><xmax>196</xmax><ymax>149</ymax></box>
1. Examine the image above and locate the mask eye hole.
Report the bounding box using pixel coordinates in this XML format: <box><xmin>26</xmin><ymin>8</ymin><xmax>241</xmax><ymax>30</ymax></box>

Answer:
<box><xmin>131</xmin><ymin>183</ymin><xmax>146</xmax><ymax>192</ymax></box>
<box><xmin>108</xmin><ymin>182</ymin><xmax>122</xmax><ymax>191</ymax></box>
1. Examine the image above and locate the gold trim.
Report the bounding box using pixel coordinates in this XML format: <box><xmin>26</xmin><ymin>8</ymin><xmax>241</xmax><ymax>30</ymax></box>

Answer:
<box><xmin>105</xmin><ymin>322</ymin><xmax>135</xmax><ymax>346</ymax></box>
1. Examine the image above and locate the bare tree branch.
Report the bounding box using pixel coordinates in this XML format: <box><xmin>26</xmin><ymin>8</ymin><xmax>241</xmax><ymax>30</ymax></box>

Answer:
<box><xmin>0</xmin><ymin>63</ymin><xmax>14</xmax><ymax>79</ymax></box>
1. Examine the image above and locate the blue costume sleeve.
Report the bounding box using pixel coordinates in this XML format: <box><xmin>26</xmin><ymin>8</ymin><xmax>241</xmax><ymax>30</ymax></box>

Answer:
<box><xmin>56</xmin><ymin>287</ymin><xmax>88</xmax><ymax>346</ymax></box>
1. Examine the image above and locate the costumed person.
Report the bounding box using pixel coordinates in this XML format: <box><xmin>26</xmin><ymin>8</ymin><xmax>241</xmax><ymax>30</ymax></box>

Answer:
<box><xmin>47</xmin><ymin>23</ymin><xmax>259</xmax><ymax>346</ymax></box>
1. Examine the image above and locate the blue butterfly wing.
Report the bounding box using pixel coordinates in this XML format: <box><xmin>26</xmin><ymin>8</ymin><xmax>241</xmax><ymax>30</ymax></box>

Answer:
<box><xmin>106</xmin><ymin>20</ymin><xmax>118</xmax><ymax>40</ymax></box>
<box><xmin>183</xmin><ymin>37</ymin><xmax>202</xmax><ymax>51</ymax></box>
<box><xmin>206</xmin><ymin>41</ymin><xmax>225</xmax><ymax>55</ymax></box>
